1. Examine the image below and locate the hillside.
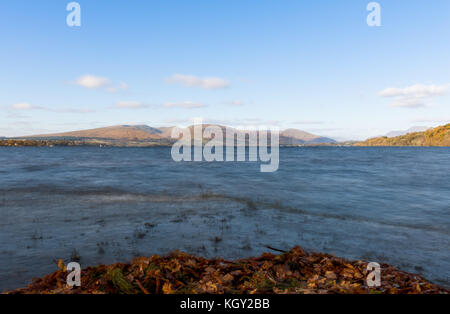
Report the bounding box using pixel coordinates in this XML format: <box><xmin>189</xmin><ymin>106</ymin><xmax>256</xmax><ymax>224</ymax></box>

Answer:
<box><xmin>355</xmin><ymin>124</ymin><xmax>450</xmax><ymax>147</ymax></box>
<box><xmin>13</xmin><ymin>124</ymin><xmax>336</xmax><ymax>146</ymax></box>
<box><xmin>167</xmin><ymin>125</ymin><xmax>336</xmax><ymax>145</ymax></box>
<box><xmin>280</xmin><ymin>129</ymin><xmax>336</xmax><ymax>144</ymax></box>
<box><xmin>385</xmin><ymin>126</ymin><xmax>430</xmax><ymax>138</ymax></box>
<box><xmin>27</xmin><ymin>125</ymin><xmax>163</xmax><ymax>141</ymax></box>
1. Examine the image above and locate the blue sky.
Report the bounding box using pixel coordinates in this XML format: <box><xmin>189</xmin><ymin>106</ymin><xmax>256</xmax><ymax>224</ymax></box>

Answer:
<box><xmin>1</xmin><ymin>0</ymin><xmax>449</xmax><ymax>140</ymax></box>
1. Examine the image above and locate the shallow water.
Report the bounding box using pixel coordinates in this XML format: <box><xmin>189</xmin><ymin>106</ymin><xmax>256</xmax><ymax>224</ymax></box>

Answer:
<box><xmin>0</xmin><ymin>146</ymin><xmax>449</xmax><ymax>291</ymax></box>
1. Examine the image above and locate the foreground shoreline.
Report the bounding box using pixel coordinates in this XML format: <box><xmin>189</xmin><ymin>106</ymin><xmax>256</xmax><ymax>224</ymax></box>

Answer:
<box><xmin>5</xmin><ymin>246</ymin><xmax>448</xmax><ymax>294</ymax></box>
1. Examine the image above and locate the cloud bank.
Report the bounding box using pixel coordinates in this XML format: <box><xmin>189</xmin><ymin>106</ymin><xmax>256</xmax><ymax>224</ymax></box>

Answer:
<box><xmin>11</xmin><ymin>103</ymin><xmax>93</xmax><ymax>113</ymax></box>
<box><xmin>72</xmin><ymin>75</ymin><xmax>128</xmax><ymax>93</ymax></box>
<box><xmin>378</xmin><ymin>84</ymin><xmax>449</xmax><ymax>108</ymax></box>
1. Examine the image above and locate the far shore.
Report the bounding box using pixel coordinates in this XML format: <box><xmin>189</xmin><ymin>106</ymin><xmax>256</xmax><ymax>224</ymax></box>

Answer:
<box><xmin>0</xmin><ymin>138</ymin><xmax>353</xmax><ymax>148</ymax></box>
<box><xmin>3</xmin><ymin>138</ymin><xmax>450</xmax><ymax>148</ymax></box>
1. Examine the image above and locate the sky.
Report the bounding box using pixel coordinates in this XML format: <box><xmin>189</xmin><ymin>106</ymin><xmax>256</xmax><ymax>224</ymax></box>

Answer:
<box><xmin>1</xmin><ymin>0</ymin><xmax>449</xmax><ymax>140</ymax></box>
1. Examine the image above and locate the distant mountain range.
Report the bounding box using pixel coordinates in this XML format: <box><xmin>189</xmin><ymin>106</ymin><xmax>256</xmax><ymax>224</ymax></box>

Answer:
<box><xmin>13</xmin><ymin>124</ymin><xmax>337</xmax><ymax>146</ymax></box>
<box><xmin>5</xmin><ymin>124</ymin><xmax>450</xmax><ymax>147</ymax></box>
<box><xmin>355</xmin><ymin>124</ymin><xmax>450</xmax><ymax>146</ymax></box>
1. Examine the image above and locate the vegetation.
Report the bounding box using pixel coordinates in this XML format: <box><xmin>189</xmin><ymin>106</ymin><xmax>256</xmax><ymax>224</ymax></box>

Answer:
<box><xmin>6</xmin><ymin>246</ymin><xmax>448</xmax><ymax>294</ymax></box>
<box><xmin>0</xmin><ymin>139</ymin><xmax>173</xmax><ymax>147</ymax></box>
<box><xmin>3</xmin><ymin>124</ymin><xmax>449</xmax><ymax>147</ymax></box>
<box><xmin>355</xmin><ymin>124</ymin><xmax>450</xmax><ymax>147</ymax></box>
<box><xmin>0</xmin><ymin>139</ymin><xmax>88</xmax><ymax>147</ymax></box>
<box><xmin>0</xmin><ymin>124</ymin><xmax>337</xmax><ymax>147</ymax></box>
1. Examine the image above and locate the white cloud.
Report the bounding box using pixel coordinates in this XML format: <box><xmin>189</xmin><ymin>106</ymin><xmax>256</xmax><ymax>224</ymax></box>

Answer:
<box><xmin>113</xmin><ymin>100</ymin><xmax>205</xmax><ymax>110</ymax></box>
<box><xmin>378</xmin><ymin>84</ymin><xmax>448</xmax><ymax>98</ymax></box>
<box><xmin>165</xmin><ymin>74</ymin><xmax>230</xmax><ymax>89</ymax></box>
<box><xmin>75</xmin><ymin>75</ymin><xmax>111</xmax><ymax>89</ymax></box>
<box><xmin>411</xmin><ymin>118</ymin><xmax>450</xmax><ymax>124</ymax></box>
<box><xmin>11</xmin><ymin>102</ymin><xmax>93</xmax><ymax>113</ymax></box>
<box><xmin>378</xmin><ymin>83</ymin><xmax>449</xmax><ymax>108</ymax></box>
<box><xmin>390</xmin><ymin>98</ymin><xmax>427</xmax><ymax>108</ymax></box>
<box><xmin>12</xmin><ymin>103</ymin><xmax>34</xmax><ymax>110</ymax></box>
<box><xmin>163</xmin><ymin>101</ymin><xmax>207</xmax><ymax>109</ymax></box>
<box><xmin>72</xmin><ymin>75</ymin><xmax>128</xmax><ymax>93</ymax></box>
<box><xmin>114</xmin><ymin>101</ymin><xmax>146</xmax><ymax>109</ymax></box>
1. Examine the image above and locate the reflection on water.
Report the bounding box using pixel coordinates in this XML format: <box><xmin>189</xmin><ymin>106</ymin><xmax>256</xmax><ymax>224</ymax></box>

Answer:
<box><xmin>0</xmin><ymin>146</ymin><xmax>449</xmax><ymax>291</ymax></box>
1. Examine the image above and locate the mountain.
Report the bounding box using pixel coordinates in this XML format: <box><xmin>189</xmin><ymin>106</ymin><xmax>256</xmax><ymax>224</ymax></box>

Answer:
<box><xmin>165</xmin><ymin>125</ymin><xmax>336</xmax><ymax>145</ymax></box>
<box><xmin>385</xmin><ymin>126</ymin><xmax>430</xmax><ymax>138</ymax></box>
<box><xmin>355</xmin><ymin>124</ymin><xmax>450</xmax><ymax>146</ymax></box>
<box><xmin>280</xmin><ymin>129</ymin><xmax>336</xmax><ymax>144</ymax></box>
<box><xmin>14</xmin><ymin>124</ymin><xmax>336</xmax><ymax>146</ymax></box>
<box><xmin>26</xmin><ymin>125</ymin><xmax>163</xmax><ymax>141</ymax></box>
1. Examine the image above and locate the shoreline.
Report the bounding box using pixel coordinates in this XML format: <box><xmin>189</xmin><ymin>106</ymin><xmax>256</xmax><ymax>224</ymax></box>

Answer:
<box><xmin>2</xmin><ymin>140</ymin><xmax>450</xmax><ymax>148</ymax></box>
<box><xmin>5</xmin><ymin>246</ymin><xmax>449</xmax><ymax>294</ymax></box>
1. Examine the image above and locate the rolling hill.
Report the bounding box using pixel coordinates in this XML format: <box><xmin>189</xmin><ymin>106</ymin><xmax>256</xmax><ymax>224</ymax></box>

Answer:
<box><xmin>27</xmin><ymin>125</ymin><xmax>163</xmax><ymax>141</ymax></box>
<box><xmin>14</xmin><ymin>124</ymin><xmax>336</xmax><ymax>146</ymax></box>
<box><xmin>355</xmin><ymin>124</ymin><xmax>450</xmax><ymax>146</ymax></box>
<box><xmin>384</xmin><ymin>126</ymin><xmax>430</xmax><ymax>138</ymax></box>
<box><xmin>280</xmin><ymin>129</ymin><xmax>336</xmax><ymax>144</ymax></box>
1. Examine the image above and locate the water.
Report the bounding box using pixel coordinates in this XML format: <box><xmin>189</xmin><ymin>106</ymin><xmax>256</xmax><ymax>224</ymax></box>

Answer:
<box><xmin>0</xmin><ymin>146</ymin><xmax>449</xmax><ymax>291</ymax></box>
